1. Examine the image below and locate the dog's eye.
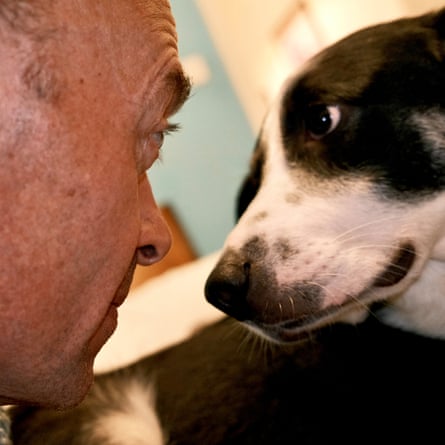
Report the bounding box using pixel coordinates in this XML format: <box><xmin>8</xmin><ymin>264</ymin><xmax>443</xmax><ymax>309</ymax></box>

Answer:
<box><xmin>305</xmin><ymin>104</ymin><xmax>341</xmax><ymax>140</ymax></box>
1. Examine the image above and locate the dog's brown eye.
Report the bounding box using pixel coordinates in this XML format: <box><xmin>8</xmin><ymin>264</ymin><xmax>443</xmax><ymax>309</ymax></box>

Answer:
<box><xmin>305</xmin><ymin>104</ymin><xmax>341</xmax><ymax>140</ymax></box>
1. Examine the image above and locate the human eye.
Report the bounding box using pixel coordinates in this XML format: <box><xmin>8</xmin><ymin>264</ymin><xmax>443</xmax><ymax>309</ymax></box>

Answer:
<box><xmin>152</xmin><ymin>122</ymin><xmax>180</xmax><ymax>152</ymax></box>
<box><xmin>150</xmin><ymin>131</ymin><xmax>165</xmax><ymax>150</ymax></box>
<box><xmin>138</xmin><ymin>123</ymin><xmax>180</xmax><ymax>172</ymax></box>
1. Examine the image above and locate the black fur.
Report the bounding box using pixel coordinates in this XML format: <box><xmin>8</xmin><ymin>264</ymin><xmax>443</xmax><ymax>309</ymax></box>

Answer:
<box><xmin>11</xmin><ymin>317</ymin><xmax>445</xmax><ymax>444</ymax></box>
<box><xmin>236</xmin><ymin>137</ymin><xmax>265</xmax><ymax>219</ymax></box>
<box><xmin>281</xmin><ymin>10</ymin><xmax>445</xmax><ymax>198</ymax></box>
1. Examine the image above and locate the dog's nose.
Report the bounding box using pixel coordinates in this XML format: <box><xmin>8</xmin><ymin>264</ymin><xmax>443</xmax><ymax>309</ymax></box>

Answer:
<box><xmin>205</xmin><ymin>251</ymin><xmax>251</xmax><ymax>321</ymax></box>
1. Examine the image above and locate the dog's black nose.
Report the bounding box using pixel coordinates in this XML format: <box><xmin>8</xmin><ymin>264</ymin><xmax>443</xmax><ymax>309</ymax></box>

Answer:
<box><xmin>205</xmin><ymin>251</ymin><xmax>251</xmax><ymax>321</ymax></box>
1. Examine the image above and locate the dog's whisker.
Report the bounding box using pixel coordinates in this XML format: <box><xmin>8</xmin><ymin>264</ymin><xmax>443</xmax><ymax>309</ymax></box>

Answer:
<box><xmin>339</xmin><ymin>243</ymin><xmax>400</xmax><ymax>255</ymax></box>
<box><xmin>236</xmin><ymin>324</ymin><xmax>261</xmax><ymax>357</ymax></box>
<box><xmin>261</xmin><ymin>300</ymin><xmax>272</xmax><ymax>324</ymax></box>
<box><xmin>315</xmin><ymin>271</ymin><xmax>348</xmax><ymax>280</ymax></box>
<box><xmin>348</xmin><ymin>293</ymin><xmax>373</xmax><ymax>312</ymax></box>
<box><xmin>332</xmin><ymin>216</ymin><xmax>401</xmax><ymax>243</ymax></box>
<box><xmin>332</xmin><ymin>214</ymin><xmax>404</xmax><ymax>243</ymax></box>
<box><xmin>306</xmin><ymin>278</ymin><xmax>380</xmax><ymax>320</ymax></box>
<box><xmin>288</xmin><ymin>296</ymin><xmax>296</xmax><ymax>318</ymax></box>
<box><xmin>334</xmin><ymin>229</ymin><xmax>404</xmax><ymax>247</ymax></box>
<box><xmin>240</xmin><ymin>326</ymin><xmax>278</xmax><ymax>366</ymax></box>
<box><xmin>333</xmin><ymin>231</ymin><xmax>370</xmax><ymax>246</ymax></box>
<box><xmin>304</xmin><ymin>280</ymin><xmax>337</xmax><ymax>301</ymax></box>
<box><xmin>278</xmin><ymin>302</ymin><xmax>284</xmax><ymax>322</ymax></box>
<box><xmin>223</xmin><ymin>320</ymin><xmax>248</xmax><ymax>345</ymax></box>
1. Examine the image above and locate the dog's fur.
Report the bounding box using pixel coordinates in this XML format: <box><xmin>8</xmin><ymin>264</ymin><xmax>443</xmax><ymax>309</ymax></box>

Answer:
<box><xmin>10</xmin><ymin>8</ymin><xmax>445</xmax><ymax>444</ymax></box>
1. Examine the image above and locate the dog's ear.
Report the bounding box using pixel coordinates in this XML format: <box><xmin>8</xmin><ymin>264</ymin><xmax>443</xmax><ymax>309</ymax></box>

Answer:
<box><xmin>235</xmin><ymin>139</ymin><xmax>265</xmax><ymax>221</ymax></box>
<box><xmin>432</xmin><ymin>7</ymin><xmax>445</xmax><ymax>32</ymax></box>
<box><xmin>428</xmin><ymin>8</ymin><xmax>445</xmax><ymax>45</ymax></box>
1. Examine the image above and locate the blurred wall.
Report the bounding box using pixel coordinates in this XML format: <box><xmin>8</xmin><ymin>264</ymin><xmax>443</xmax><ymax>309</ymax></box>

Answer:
<box><xmin>149</xmin><ymin>0</ymin><xmax>255</xmax><ymax>256</ymax></box>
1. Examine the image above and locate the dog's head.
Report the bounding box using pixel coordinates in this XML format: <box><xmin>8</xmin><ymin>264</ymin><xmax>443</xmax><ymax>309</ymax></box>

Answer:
<box><xmin>205</xmin><ymin>9</ymin><xmax>445</xmax><ymax>342</ymax></box>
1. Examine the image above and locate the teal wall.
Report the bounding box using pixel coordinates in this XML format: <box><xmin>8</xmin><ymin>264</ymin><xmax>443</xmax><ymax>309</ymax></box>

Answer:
<box><xmin>149</xmin><ymin>1</ymin><xmax>255</xmax><ymax>256</ymax></box>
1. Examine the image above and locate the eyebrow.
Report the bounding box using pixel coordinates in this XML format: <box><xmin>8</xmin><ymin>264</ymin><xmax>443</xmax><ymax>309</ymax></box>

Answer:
<box><xmin>164</xmin><ymin>67</ymin><xmax>192</xmax><ymax>116</ymax></box>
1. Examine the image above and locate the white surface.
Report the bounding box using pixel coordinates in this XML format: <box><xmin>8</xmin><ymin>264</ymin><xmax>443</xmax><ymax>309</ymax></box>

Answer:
<box><xmin>94</xmin><ymin>251</ymin><xmax>224</xmax><ymax>373</ymax></box>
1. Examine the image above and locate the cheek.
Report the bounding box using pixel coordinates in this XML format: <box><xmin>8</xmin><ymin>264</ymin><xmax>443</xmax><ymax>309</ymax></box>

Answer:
<box><xmin>19</xmin><ymin>159</ymin><xmax>141</xmax><ymax>320</ymax></box>
<box><xmin>67</xmin><ymin>168</ymin><xmax>141</xmax><ymax>289</ymax></box>
<box><xmin>17</xmin><ymin>166</ymin><xmax>142</xmax><ymax>359</ymax></box>
<box><xmin>50</xmin><ymin>121</ymin><xmax>142</xmax><ymax>297</ymax></box>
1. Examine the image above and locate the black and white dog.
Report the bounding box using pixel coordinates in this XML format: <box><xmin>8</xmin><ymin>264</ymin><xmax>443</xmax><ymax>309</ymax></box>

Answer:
<box><xmin>11</xmin><ymin>8</ymin><xmax>445</xmax><ymax>444</ymax></box>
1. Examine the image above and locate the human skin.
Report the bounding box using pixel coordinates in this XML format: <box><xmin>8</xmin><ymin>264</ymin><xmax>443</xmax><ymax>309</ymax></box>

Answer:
<box><xmin>0</xmin><ymin>0</ymin><xmax>190</xmax><ymax>408</ymax></box>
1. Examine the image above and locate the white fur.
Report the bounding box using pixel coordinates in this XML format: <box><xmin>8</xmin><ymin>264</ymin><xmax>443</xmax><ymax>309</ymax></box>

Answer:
<box><xmin>89</xmin><ymin>380</ymin><xmax>165</xmax><ymax>445</ymax></box>
<box><xmin>413</xmin><ymin>110</ymin><xmax>445</xmax><ymax>152</ymax></box>
<box><xmin>378</xmin><ymin>259</ymin><xmax>445</xmax><ymax>338</ymax></box>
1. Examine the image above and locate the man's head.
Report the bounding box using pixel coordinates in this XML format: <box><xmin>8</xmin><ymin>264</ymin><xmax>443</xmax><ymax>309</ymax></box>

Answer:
<box><xmin>0</xmin><ymin>0</ymin><xmax>190</xmax><ymax>407</ymax></box>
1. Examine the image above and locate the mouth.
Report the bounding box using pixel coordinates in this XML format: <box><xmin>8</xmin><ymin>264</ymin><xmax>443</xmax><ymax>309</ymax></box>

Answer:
<box><xmin>112</xmin><ymin>255</ymin><xmax>138</xmax><ymax>307</ymax></box>
<box><xmin>87</xmin><ymin>256</ymin><xmax>138</xmax><ymax>357</ymax></box>
<box><xmin>112</xmin><ymin>281</ymin><xmax>131</xmax><ymax>307</ymax></box>
<box><xmin>252</xmin><ymin>242</ymin><xmax>417</xmax><ymax>343</ymax></box>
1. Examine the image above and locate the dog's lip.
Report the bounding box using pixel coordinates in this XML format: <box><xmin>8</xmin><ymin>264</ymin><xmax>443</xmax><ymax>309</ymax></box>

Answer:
<box><xmin>252</xmin><ymin>242</ymin><xmax>417</xmax><ymax>343</ymax></box>
<box><xmin>372</xmin><ymin>242</ymin><xmax>416</xmax><ymax>287</ymax></box>
<box><xmin>254</xmin><ymin>298</ymin><xmax>373</xmax><ymax>343</ymax></box>
<box><xmin>254</xmin><ymin>302</ymin><xmax>359</xmax><ymax>342</ymax></box>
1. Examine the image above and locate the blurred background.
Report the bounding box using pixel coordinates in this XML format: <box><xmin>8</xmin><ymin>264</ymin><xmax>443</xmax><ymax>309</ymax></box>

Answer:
<box><xmin>147</xmin><ymin>0</ymin><xmax>445</xmax><ymax>259</ymax></box>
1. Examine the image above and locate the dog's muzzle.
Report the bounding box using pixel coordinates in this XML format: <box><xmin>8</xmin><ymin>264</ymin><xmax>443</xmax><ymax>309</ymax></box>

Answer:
<box><xmin>205</xmin><ymin>243</ymin><xmax>417</xmax><ymax>341</ymax></box>
<box><xmin>204</xmin><ymin>249</ymin><xmax>322</xmax><ymax>325</ymax></box>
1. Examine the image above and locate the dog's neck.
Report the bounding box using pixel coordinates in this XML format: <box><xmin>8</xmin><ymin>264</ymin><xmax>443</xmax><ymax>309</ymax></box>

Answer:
<box><xmin>377</xmin><ymin>259</ymin><xmax>445</xmax><ymax>339</ymax></box>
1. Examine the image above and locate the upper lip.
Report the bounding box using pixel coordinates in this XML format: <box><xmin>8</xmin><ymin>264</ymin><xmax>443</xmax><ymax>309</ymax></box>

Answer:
<box><xmin>112</xmin><ymin>273</ymin><xmax>134</xmax><ymax>307</ymax></box>
<box><xmin>112</xmin><ymin>290</ymin><xmax>128</xmax><ymax>308</ymax></box>
<box><xmin>112</xmin><ymin>257</ymin><xmax>138</xmax><ymax>307</ymax></box>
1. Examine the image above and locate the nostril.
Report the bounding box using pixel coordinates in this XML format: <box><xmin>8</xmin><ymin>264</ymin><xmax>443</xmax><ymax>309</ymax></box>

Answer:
<box><xmin>204</xmin><ymin>252</ymin><xmax>251</xmax><ymax>321</ymax></box>
<box><xmin>137</xmin><ymin>244</ymin><xmax>161</xmax><ymax>265</ymax></box>
<box><xmin>206</xmin><ymin>279</ymin><xmax>241</xmax><ymax>310</ymax></box>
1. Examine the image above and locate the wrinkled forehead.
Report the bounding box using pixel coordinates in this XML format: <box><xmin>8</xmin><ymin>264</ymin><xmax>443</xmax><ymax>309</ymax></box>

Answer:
<box><xmin>133</xmin><ymin>0</ymin><xmax>178</xmax><ymax>39</ymax></box>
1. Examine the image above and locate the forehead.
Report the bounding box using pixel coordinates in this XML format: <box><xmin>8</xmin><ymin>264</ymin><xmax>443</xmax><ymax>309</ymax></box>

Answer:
<box><xmin>48</xmin><ymin>0</ymin><xmax>189</xmax><ymax>106</ymax></box>
<box><xmin>291</xmin><ymin>14</ymin><xmax>441</xmax><ymax>106</ymax></box>
<box><xmin>262</xmin><ymin>12</ymin><xmax>445</xmax><ymax>201</ymax></box>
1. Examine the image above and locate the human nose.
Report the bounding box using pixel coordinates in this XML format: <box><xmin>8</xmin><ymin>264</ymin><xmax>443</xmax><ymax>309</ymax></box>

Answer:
<box><xmin>136</xmin><ymin>178</ymin><xmax>172</xmax><ymax>266</ymax></box>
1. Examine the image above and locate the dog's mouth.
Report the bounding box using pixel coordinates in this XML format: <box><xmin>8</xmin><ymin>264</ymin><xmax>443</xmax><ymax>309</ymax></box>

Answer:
<box><xmin>252</xmin><ymin>243</ymin><xmax>417</xmax><ymax>343</ymax></box>
<box><xmin>372</xmin><ymin>243</ymin><xmax>417</xmax><ymax>287</ymax></box>
<box><xmin>206</xmin><ymin>242</ymin><xmax>417</xmax><ymax>343</ymax></box>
